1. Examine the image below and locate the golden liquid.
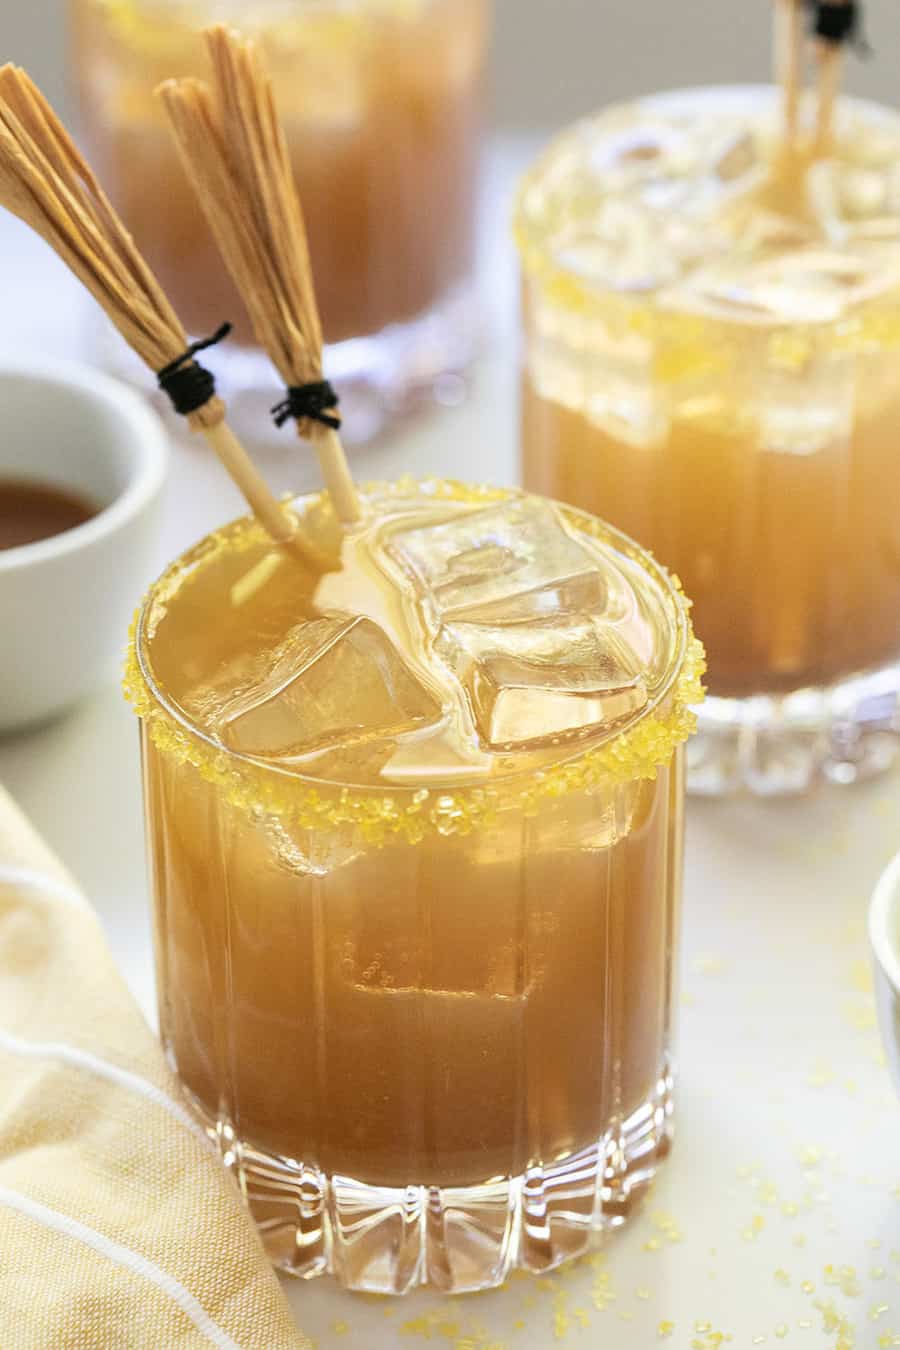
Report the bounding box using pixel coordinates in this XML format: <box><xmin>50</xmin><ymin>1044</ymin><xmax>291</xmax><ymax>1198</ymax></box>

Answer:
<box><xmin>71</xmin><ymin>0</ymin><xmax>487</xmax><ymax>345</ymax></box>
<box><xmin>137</xmin><ymin>485</ymin><xmax>688</xmax><ymax>1187</ymax></box>
<box><xmin>518</xmin><ymin>94</ymin><xmax>900</xmax><ymax>699</ymax></box>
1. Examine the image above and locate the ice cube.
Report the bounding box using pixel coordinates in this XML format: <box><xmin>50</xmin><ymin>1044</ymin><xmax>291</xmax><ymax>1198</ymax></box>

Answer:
<box><xmin>437</xmin><ymin>617</ymin><xmax>648</xmax><ymax>749</ymax></box>
<box><xmin>385</xmin><ymin>498</ymin><xmax>610</xmax><ymax>625</ymax></box>
<box><xmin>219</xmin><ymin>615</ymin><xmax>442</xmax><ymax>759</ymax></box>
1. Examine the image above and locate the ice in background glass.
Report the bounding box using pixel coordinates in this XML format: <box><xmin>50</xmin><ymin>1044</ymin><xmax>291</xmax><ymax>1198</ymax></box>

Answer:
<box><xmin>516</xmin><ymin>87</ymin><xmax>900</xmax><ymax>796</ymax></box>
<box><xmin>71</xmin><ymin>0</ymin><xmax>488</xmax><ymax>442</ymax></box>
<box><xmin>126</xmin><ymin>479</ymin><xmax>702</xmax><ymax>1293</ymax></box>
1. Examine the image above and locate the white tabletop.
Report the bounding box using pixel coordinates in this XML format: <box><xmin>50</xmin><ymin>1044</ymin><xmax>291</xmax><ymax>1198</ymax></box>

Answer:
<box><xmin>1</xmin><ymin>139</ymin><xmax>898</xmax><ymax>1350</ymax></box>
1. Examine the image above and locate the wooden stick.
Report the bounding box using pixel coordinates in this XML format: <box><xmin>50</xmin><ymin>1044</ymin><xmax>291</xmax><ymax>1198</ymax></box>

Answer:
<box><xmin>775</xmin><ymin>0</ymin><xmax>805</xmax><ymax>149</ymax></box>
<box><xmin>814</xmin><ymin>38</ymin><xmax>844</xmax><ymax>149</ymax></box>
<box><xmin>812</xmin><ymin>2</ymin><xmax>859</xmax><ymax>150</ymax></box>
<box><xmin>158</xmin><ymin>27</ymin><xmax>361</xmax><ymax>526</ymax></box>
<box><xmin>0</xmin><ymin>63</ymin><xmax>307</xmax><ymax>556</ymax></box>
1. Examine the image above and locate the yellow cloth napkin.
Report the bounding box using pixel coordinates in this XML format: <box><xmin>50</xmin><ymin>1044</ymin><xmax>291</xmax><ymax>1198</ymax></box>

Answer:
<box><xmin>0</xmin><ymin>784</ymin><xmax>311</xmax><ymax>1349</ymax></box>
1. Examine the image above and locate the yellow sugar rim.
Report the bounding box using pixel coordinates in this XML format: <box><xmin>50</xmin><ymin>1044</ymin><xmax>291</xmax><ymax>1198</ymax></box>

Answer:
<box><xmin>123</xmin><ymin>479</ymin><xmax>706</xmax><ymax>843</ymax></box>
<box><xmin>513</xmin><ymin>118</ymin><xmax>900</xmax><ymax>373</ymax></box>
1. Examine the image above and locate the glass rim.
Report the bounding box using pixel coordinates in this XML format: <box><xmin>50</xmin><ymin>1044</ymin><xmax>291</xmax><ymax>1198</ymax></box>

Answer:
<box><xmin>125</xmin><ymin>480</ymin><xmax>705</xmax><ymax>838</ymax></box>
<box><xmin>513</xmin><ymin>84</ymin><xmax>900</xmax><ymax>338</ymax></box>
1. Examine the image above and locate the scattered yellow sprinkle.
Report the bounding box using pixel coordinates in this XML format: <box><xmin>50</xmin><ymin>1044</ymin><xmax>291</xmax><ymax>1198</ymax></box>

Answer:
<box><xmin>807</xmin><ymin>1061</ymin><xmax>836</xmax><ymax>1088</ymax></box>
<box><xmin>636</xmin><ymin>1287</ymin><xmax>651</xmax><ymax>1301</ymax></box>
<box><xmin>801</xmin><ymin>1281</ymin><xmax>815</xmax><ymax>1295</ymax></box>
<box><xmin>873</xmin><ymin>1267</ymin><xmax>888</xmax><ymax>1280</ymax></box>
<box><xmin>793</xmin><ymin>1235</ymin><xmax>808</xmax><ymax>1249</ymax></box>
<box><xmin>752</xmin><ymin>1338</ymin><xmax>767</xmax><ymax>1346</ymax></box>
<box><xmin>824</xmin><ymin>1264</ymin><xmax>860</xmax><ymax>1298</ymax></box>
<box><xmin>775</xmin><ymin>1269</ymin><xmax>791</xmax><ymax>1287</ymax></box>
<box><xmin>775</xmin><ymin>1325</ymin><xmax>789</xmax><ymax>1340</ymax></box>
<box><xmin>798</xmin><ymin>1321</ymin><xmax>812</xmax><ymax>1330</ymax></box>
<box><xmin>572</xmin><ymin>1308</ymin><xmax>589</xmax><ymax>1329</ymax></box>
<box><xmin>644</xmin><ymin>1237</ymin><xmax>662</xmax><ymax>1252</ymax></box>
<box><xmin>694</xmin><ymin>954</ymin><xmax>725</xmax><ymax>975</ymax></box>
<box><xmin>871</xmin><ymin>1306</ymin><xmax>890</xmax><ymax>1321</ymax></box>
<box><xmin>332</xmin><ymin>1322</ymin><xmax>350</xmax><ymax>1337</ymax></box>
<box><xmin>782</xmin><ymin>1202</ymin><xmax>799</xmax><ymax>1218</ymax></box>
<box><xmin>869</xmin><ymin>1240</ymin><xmax>884</xmax><ymax>1251</ymax></box>
<box><xmin>658</xmin><ymin>1322</ymin><xmax>675</xmax><ymax>1340</ymax></box>
<box><xmin>849</xmin><ymin>959</ymin><xmax>873</xmax><ymax>993</ymax></box>
<box><xmin>798</xmin><ymin>1145</ymin><xmax>823</xmax><ymax>1168</ymax></box>
<box><xmin>512</xmin><ymin>1321</ymin><xmax>525</xmax><ymax>1332</ymax></box>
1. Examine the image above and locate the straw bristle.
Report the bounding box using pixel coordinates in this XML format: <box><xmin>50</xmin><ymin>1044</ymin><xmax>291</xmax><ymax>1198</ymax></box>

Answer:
<box><xmin>159</xmin><ymin>36</ymin><xmax>322</xmax><ymax>400</ymax></box>
<box><xmin>159</xmin><ymin>26</ymin><xmax>361</xmax><ymax>523</ymax></box>
<box><xmin>0</xmin><ymin>64</ymin><xmax>224</xmax><ymax>428</ymax></box>
<box><xmin>0</xmin><ymin>63</ymin><xmax>310</xmax><ymax>551</ymax></box>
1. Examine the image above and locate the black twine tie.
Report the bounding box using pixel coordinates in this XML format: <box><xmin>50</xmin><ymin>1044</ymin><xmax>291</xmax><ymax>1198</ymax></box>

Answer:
<box><xmin>807</xmin><ymin>0</ymin><xmax>869</xmax><ymax>53</ymax></box>
<box><xmin>157</xmin><ymin>323</ymin><xmax>233</xmax><ymax>416</ymax></box>
<box><xmin>271</xmin><ymin>380</ymin><xmax>342</xmax><ymax>431</ymax></box>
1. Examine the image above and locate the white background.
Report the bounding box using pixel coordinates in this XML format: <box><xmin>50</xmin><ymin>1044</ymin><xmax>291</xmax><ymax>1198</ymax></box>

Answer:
<box><xmin>2</xmin><ymin>0</ymin><xmax>900</xmax><ymax>128</ymax></box>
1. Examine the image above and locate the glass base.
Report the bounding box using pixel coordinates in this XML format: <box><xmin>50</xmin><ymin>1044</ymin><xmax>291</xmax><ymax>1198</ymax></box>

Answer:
<box><xmin>97</xmin><ymin>281</ymin><xmax>478</xmax><ymax>451</ymax></box>
<box><xmin>689</xmin><ymin>663</ymin><xmax>900</xmax><ymax>798</ymax></box>
<box><xmin>189</xmin><ymin>1063</ymin><xmax>675</xmax><ymax>1295</ymax></box>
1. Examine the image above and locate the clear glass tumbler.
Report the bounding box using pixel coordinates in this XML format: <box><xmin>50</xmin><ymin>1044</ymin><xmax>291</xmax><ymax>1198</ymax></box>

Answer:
<box><xmin>125</xmin><ymin>479</ymin><xmax>703</xmax><ymax>1293</ymax></box>
<box><xmin>516</xmin><ymin>87</ymin><xmax>900</xmax><ymax>796</ymax></box>
<box><xmin>71</xmin><ymin>0</ymin><xmax>490</xmax><ymax>444</ymax></box>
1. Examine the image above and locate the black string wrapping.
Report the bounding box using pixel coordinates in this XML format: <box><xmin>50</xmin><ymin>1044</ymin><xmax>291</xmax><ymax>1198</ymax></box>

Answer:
<box><xmin>271</xmin><ymin>380</ymin><xmax>342</xmax><ymax>431</ymax></box>
<box><xmin>157</xmin><ymin>323</ymin><xmax>232</xmax><ymax>416</ymax></box>
<box><xmin>807</xmin><ymin>0</ymin><xmax>869</xmax><ymax>52</ymax></box>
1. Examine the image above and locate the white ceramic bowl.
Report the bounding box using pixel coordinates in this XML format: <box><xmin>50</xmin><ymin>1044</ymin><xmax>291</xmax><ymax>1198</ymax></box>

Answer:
<box><xmin>870</xmin><ymin>853</ymin><xmax>900</xmax><ymax>1095</ymax></box>
<box><xmin>0</xmin><ymin>360</ymin><xmax>168</xmax><ymax>732</ymax></box>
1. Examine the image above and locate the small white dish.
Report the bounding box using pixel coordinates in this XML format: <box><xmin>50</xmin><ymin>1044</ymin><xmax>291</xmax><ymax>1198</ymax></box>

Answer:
<box><xmin>870</xmin><ymin>852</ymin><xmax>900</xmax><ymax>1096</ymax></box>
<box><xmin>0</xmin><ymin>359</ymin><xmax>168</xmax><ymax>732</ymax></box>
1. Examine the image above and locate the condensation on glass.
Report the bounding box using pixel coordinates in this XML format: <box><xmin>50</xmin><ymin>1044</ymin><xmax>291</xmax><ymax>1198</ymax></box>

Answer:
<box><xmin>126</xmin><ymin>480</ymin><xmax>703</xmax><ymax>1293</ymax></box>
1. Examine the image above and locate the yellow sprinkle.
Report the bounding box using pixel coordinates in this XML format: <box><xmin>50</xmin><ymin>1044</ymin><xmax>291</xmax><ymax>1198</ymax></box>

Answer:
<box><xmin>871</xmin><ymin>1306</ymin><xmax>890</xmax><ymax>1321</ymax></box>
<box><xmin>695</xmin><ymin>1325</ymin><xmax>712</xmax><ymax>1335</ymax></box>
<box><xmin>798</xmin><ymin>1321</ymin><xmax>812</xmax><ymax>1330</ymax></box>
<box><xmin>799</xmin><ymin>1146</ymin><xmax>823</xmax><ymax>1168</ymax></box>
<box><xmin>752</xmin><ymin>1338</ymin><xmax>767</xmax><ymax>1346</ymax></box>
<box><xmin>793</xmin><ymin>1235</ymin><xmax>807</xmax><ymax>1249</ymax></box>
<box><xmin>775</xmin><ymin>1326</ymin><xmax>789</xmax><ymax>1340</ymax></box>
<box><xmin>644</xmin><ymin>1237</ymin><xmax>662</xmax><ymax>1252</ymax></box>
<box><xmin>801</xmin><ymin>1281</ymin><xmax>815</xmax><ymax>1294</ymax></box>
<box><xmin>573</xmin><ymin>1309</ymin><xmax>589</xmax><ymax>1329</ymax></box>
<box><xmin>695</xmin><ymin>954</ymin><xmax>725</xmax><ymax>975</ymax></box>
<box><xmin>872</xmin><ymin>1266</ymin><xmax>888</xmax><ymax>1280</ymax></box>
<box><xmin>332</xmin><ymin>1322</ymin><xmax>350</xmax><ymax>1337</ymax></box>
<box><xmin>636</xmin><ymin>1288</ymin><xmax>651</xmax><ymax>1302</ymax></box>
<box><xmin>512</xmin><ymin>1321</ymin><xmax>525</xmax><ymax>1332</ymax></box>
<box><xmin>868</xmin><ymin>1240</ymin><xmax>884</xmax><ymax>1251</ymax></box>
<box><xmin>775</xmin><ymin>1269</ymin><xmax>791</xmax><ymax>1287</ymax></box>
<box><xmin>782</xmin><ymin>1202</ymin><xmax>799</xmax><ymax>1218</ymax></box>
<box><xmin>658</xmin><ymin>1323</ymin><xmax>675</xmax><ymax>1340</ymax></box>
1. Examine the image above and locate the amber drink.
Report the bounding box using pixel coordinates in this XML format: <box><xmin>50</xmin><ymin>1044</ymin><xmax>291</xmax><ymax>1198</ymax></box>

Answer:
<box><xmin>127</xmin><ymin>480</ymin><xmax>702</xmax><ymax>1292</ymax></box>
<box><xmin>517</xmin><ymin>88</ymin><xmax>900</xmax><ymax>795</ymax></box>
<box><xmin>71</xmin><ymin>0</ymin><xmax>488</xmax><ymax>441</ymax></box>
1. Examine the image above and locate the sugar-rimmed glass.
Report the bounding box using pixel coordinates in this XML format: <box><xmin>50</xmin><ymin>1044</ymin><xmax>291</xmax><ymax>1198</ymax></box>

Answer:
<box><xmin>125</xmin><ymin>479</ymin><xmax>703</xmax><ymax>1293</ymax></box>
<box><xmin>516</xmin><ymin>87</ymin><xmax>900</xmax><ymax>796</ymax></box>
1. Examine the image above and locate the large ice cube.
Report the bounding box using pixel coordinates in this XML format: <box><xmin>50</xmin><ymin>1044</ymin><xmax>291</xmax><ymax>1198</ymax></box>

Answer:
<box><xmin>220</xmin><ymin>615</ymin><xmax>442</xmax><ymax>759</ymax></box>
<box><xmin>385</xmin><ymin>498</ymin><xmax>610</xmax><ymax>624</ymax></box>
<box><xmin>437</xmin><ymin>617</ymin><xmax>648</xmax><ymax>749</ymax></box>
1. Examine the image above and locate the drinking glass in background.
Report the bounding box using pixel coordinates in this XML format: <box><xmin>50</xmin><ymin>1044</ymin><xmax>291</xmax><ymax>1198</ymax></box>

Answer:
<box><xmin>70</xmin><ymin>0</ymin><xmax>490</xmax><ymax>444</ymax></box>
<box><xmin>126</xmin><ymin>479</ymin><xmax>703</xmax><ymax>1293</ymax></box>
<box><xmin>515</xmin><ymin>87</ymin><xmax>900</xmax><ymax>796</ymax></box>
